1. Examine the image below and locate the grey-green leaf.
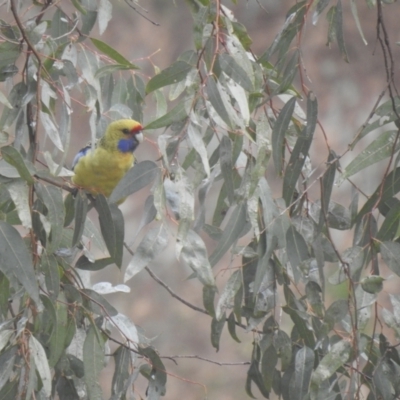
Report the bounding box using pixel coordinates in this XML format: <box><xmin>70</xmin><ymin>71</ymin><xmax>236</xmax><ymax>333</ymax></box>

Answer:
<box><xmin>90</xmin><ymin>38</ymin><xmax>138</xmax><ymax>68</ymax></box>
<box><xmin>109</xmin><ymin>160</ymin><xmax>159</xmax><ymax>204</ymax></box>
<box><xmin>1</xmin><ymin>146</ymin><xmax>35</xmax><ymax>184</ymax></box>
<box><xmin>83</xmin><ymin>324</ymin><xmax>105</xmax><ymax>400</ymax></box>
<box><xmin>215</xmin><ymin>270</ymin><xmax>242</xmax><ymax>321</ymax></box>
<box><xmin>310</xmin><ymin>339</ymin><xmax>351</xmax><ymax>389</ymax></box>
<box><xmin>272</xmin><ymin>97</ymin><xmax>296</xmax><ymax>174</ymax></box>
<box><xmin>207</xmin><ymin>77</ymin><xmax>232</xmax><ymax>128</ymax></box>
<box><xmin>218</xmin><ymin>53</ymin><xmax>254</xmax><ymax>92</ymax></box>
<box><xmin>209</xmin><ymin>203</ymin><xmax>248</xmax><ymax>267</ymax></box>
<box><xmin>288</xmin><ymin>346</ymin><xmax>315</xmax><ymax>400</ymax></box>
<box><xmin>94</xmin><ymin>195</ymin><xmax>124</xmax><ymax>267</ymax></box>
<box><xmin>0</xmin><ymin>221</ymin><xmax>42</xmax><ymax>310</ymax></box>
<box><xmin>381</xmin><ymin>241</ymin><xmax>400</xmax><ymax>276</ymax></box>
<box><xmin>35</xmin><ymin>183</ymin><xmax>65</xmax><ymax>253</ymax></box>
<box><xmin>340</xmin><ymin>130</ymin><xmax>400</xmax><ymax>183</ymax></box>
<box><xmin>181</xmin><ymin>229</ymin><xmax>216</xmax><ymax>287</ymax></box>
<box><xmin>146</xmin><ymin>61</ymin><xmax>193</xmax><ymax>93</ymax></box>
<box><xmin>124</xmin><ymin>225</ymin><xmax>169</xmax><ymax>282</ymax></box>
<box><xmin>219</xmin><ymin>136</ymin><xmax>235</xmax><ymax>204</ymax></box>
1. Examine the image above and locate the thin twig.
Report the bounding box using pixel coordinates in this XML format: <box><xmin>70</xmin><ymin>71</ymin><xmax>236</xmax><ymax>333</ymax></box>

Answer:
<box><xmin>124</xmin><ymin>0</ymin><xmax>159</xmax><ymax>26</ymax></box>
<box><xmin>162</xmin><ymin>354</ymin><xmax>251</xmax><ymax>366</ymax></box>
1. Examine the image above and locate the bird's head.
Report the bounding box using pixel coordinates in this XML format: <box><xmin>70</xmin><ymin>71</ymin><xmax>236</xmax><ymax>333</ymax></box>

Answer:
<box><xmin>106</xmin><ymin>119</ymin><xmax>144</xmax><ymax>153</ymax></box>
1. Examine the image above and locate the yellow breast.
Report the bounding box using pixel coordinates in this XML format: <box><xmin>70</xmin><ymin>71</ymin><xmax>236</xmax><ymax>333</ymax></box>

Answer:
<box><xmin>72</xmin><ymin>147</ymin><xmax>133</xmax><ymax>198</ymax></box>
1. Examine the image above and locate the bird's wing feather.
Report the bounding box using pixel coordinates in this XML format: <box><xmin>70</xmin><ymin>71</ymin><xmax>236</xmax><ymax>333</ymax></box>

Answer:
<box><xmin>71</xmin><ymin>145</ymin><xmax>91</xmax><ymax>170</ymax></box>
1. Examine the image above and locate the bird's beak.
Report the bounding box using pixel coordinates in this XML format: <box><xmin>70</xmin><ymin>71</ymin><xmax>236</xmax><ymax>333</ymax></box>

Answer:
<box><xmin>135</xmin><ymin>132</ymin><xmax>144</xmax><ymax>143</ymax></box>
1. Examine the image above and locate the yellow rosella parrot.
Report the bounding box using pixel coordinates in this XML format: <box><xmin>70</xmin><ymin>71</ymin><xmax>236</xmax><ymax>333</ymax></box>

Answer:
<box><xmin>72</xmin><ymin>119</ymin><xmax>143</xmax><ymax>202</ymax></box>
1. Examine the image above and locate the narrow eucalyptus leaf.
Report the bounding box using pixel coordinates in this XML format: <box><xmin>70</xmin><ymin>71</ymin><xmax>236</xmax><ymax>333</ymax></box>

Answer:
<box><xmin>35</xmin><ymin>183</ymin><xmax>65</xmax><ymax>253</ymax></box>
<box><xmin>288</xmin><ymin>346</ymin><xmax>314</xmax><ymax>400</ymax></box>
<box><xmin>1</xmin><ymin>146</ymin><xmax>35</xmax><ymax>183</ymax></box>
<box><xmin>272</xmin><ymin>97</ymin><xmax>296</xmax><ymax>174</ymax></box>
<box><xmin>0</xmin><ymin>221</ymin><xmax>42</xmax><ymax>310</ymax></box>
<box><xmin>124</xmin><ymin>225</ymin><xmax>169</xmax><ymax>282</ymax></box>
<box><xmin>211</xmin><ymin>316</ymin><xmax>225</xmax><ymax>352</ymax></box>
<box><xmin>72</xmin><ymin>190</ymin><xmax>88</xmax><ymax>247</ymax></box>
<box><xmin>146</xmin><ymin>61</ymin><xmax>192</xmax><ymax>93</ymax></box>
<box><xmin>109</xmin><ymin>160</ymin><xmax>159</xmax><ymax>204</ymax></box>
<box><xmin>94</xmin><ymin>195</ymin><xmax>124</xmax><ymax>267</ymax></box>
<box><xmin>83</xmin><ymin>324</ymin><xmax>105</xmax><ymax>400</ymax></box>
<box><xmin>219</xmin><ymin>136</ymin><xmax>235</xmax><ymax>204</ymax></box>
<box><xmin>209</xmin><ymin>203</ymin><xmax>248</xmax><ymax>267</ymax></box>
<box><xmin>381</xmin><ymin>241</ymin><xmax>400</xmax><ymax>276</ymax></box>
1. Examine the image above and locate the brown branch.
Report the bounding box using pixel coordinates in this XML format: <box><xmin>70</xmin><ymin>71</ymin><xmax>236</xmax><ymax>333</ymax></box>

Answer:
<box><xmin>10</xmin><ymin>0</ymin><xmax>43</xmax><ymax>162</ymax></box>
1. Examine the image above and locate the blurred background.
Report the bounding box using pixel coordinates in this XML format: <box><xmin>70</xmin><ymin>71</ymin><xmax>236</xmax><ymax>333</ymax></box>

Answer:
<box><xmin>64</xmin><ymin>0</ymin><xmax>400</xmax><ymax>398</ymax></box>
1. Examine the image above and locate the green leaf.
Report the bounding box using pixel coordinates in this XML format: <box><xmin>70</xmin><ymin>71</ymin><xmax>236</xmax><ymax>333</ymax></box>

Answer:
<box><xmin>340</xmin><ymin>131</ymin><xmax>400</xmax><ymax>183</ymax></box>
<box><xmin>40</xmin><ymin>254</ymin><xmax>60</xmax><ymax>301</ymax></box>
<box><xmin>82</xmin><ymin>288</ymin><xmax>118</xmax><ymax>316</ymax></box>
<box><xmin>75</xmin><ymin>256</ymin><xmax>114</xmax><ymax>271</ymax></box>
<box><xmin>376</xmin><ymin>200</ymin><xmax>400</xmax><ymax>241</ymax></box>
<box><xmin>35</xmin><ymin>183</ymin><xmax>65</xmax><ymax>253</ymax></box>
<box><xmin>146</xmin><ymin>61</ymin><xmax>193</xmax><ymax>93</ymax></box>
<box><xmin>139</xmin><ymin>346</ymin><xmax>167</xmax><ymax>397</ymax></box>
<box><xmin>312</xmin><ymin>0</ymin><xmax>332</xmax><ymax>24</ymax></box>
<box><xmin>72</xmin><ymin>190</ymin><xmax>88</xmax><ymax>247</ymax></box>
<box><xmin>227</xmin><ymin>311</ymin><xmax>241</xmax><ymax>343</ymax></box>
<box><xmin>324</xmin><ymin>299</ymin><xmax>348</xmax><ymax>329</ymax></box>
<box><xmin>215</xmin><ymin>270</ymin><xmax>242</xmax><ymax>321</ymax></box>
<box><xmin>209</xmin><ymin>203</ymin><xmax>248</xmax><ymax>267</ymax></box>
<box><xmin>310</xmin><ymin>339</ymin><xmax>351</xmax><ymax>390</ymax></box>
<box><xmin>0</xmin><ymin>90</ymin><xmax>13</xmax><ymax>109</ymax></box>
<box><xmin>94</xmin><ymin>64</ymin><xmax>136</xmax><ymax>79</ymax></box>
<box><xmin>361</xmin><ymin>275</ymin><xmax>384</xmax><ymax>294</ymax></box>
<box><xmin>335</xmin><ymin>0</ymin><xmax>349</xmax><ymax>62</ymax></box>
<box><xmin>98</xmin><ymin>0</ymin><xmax>112</xmax><ymax>35</ymax></box>
<box><xmin>109</xmin><ymin>160</ymin><xmax>159</xmax><ymax>204</ymax></box>
<box><xmin>218</xmin><ymin>54</ymin><xmax>254</xmax><ymax>92</ymax></box>
<box><xmin>83</xmin><ymin>324</ymin><xmax>105</xmax><ymax>400</ymax></box>
<box><xmin>350</xmin><ymin>0</ymin><xmax>367</xmax><ymax>45</ymax></box>
<box><xmin>1</xmin><ymin>146</ymin><xmax>35</xmax><ymax>184</ymax></box>
<box><xmin>112</xmin><ymin>346</ymin><xmax>131</xmax><ymax>397</ymax></box>
<box><xmin>318</xmin><ymin>150</ymin><xmax>337</xmax><ymax>231</ymax></box>
<box><xmin>246</xmin><ymin>359</ymin><xmax>270</xmax><ymax>398</ymax></box>
<box><xmin>381</xmin><ymin>241</ymin><xmax>400</xmax><ymax>276</ymax></box>
<box><xmin>145</xmin><ymin>99</ymin><xmax>190</xmax><ymax>130</ymax></box>
<box><xmin>90</xmin><ymin>37</ymin><xmax>139</xmax><ymax>68</ymax></box>
<box><xmin>305</xmin><ymin>281</ymin><xmax>324</xmax><ymax>318</ymax></box>
<box><xmin>219</xmin><ymin>136</ymin><xmax>235</xmax><ymax>204</ymax></box>
<box><xmin>286</xmin><ymin>225</ymin><xmax>309</xmax><ymax>270</ymax></box>
<box><xmin>0</xmin><ymin>221</ymin><xmax>42</xmax><ymax>310</ymax></box>
<box><xmin>282</xmin><ymin>92</ymin><xmax>317</xmax><ymax>206</ymax></box>
<box><xmin>181</xmin><ymin>229</ymin><xmax>216</xmax><ymax>287</ymax></box>
<box><xmin>48</xmin><ymin>292</ymin><xmax>68</xmax><ymax>367</ymax></box>
<box><xmin>203</xmin><ymin>285</ymin><xmax>217</xmax><ymax>317</ymax></box>
<box><xmin>211</xmin><ymin>316</ymin><xmax>225</xmax><ymax>352</ymax></box>
<box><xmin>187</xmin><ymin>117</ymin><xmax>210</xmax><ymax>177</ymax></box>
<box><xmin>94</xmin><ymin>195</ymin><xmax>124</xmax><ymax>267</ymax></box>
<box><xmin>207</xmin><ymin>77</ymin><xmax>233</xmax><ymax>128</ymax></box>
<box><xmin>356</xmin><ymin>167</ymin><xmax>400</xmax><ymax>224</ymax></box>
<box><xmin>29</xmin><ymin>336</ymin><xmax>52</xmax><ymax>397</ymax></box>
<box><xmin>6</xmin><ymin>180</ymin><xmax>32</xmax><ymax>229</ymax></box>
<box><xmin>272</xmin><ymin>96</ymin><xmax>296</xmax><ymax>174</ymax></box>
<box><xmin>124</xmin><ymin>225</ymin><xmax>169</xmax><ymax>282</ymax></box>
<box><xmin>288</xmin><ymin>346</ymin><xmax>314</xmax><ymax>400</ymax></box>
<box><xmin>261</xmin><ymin>345</ymin><xmax>278</xmax><ymax>392</ymax></box>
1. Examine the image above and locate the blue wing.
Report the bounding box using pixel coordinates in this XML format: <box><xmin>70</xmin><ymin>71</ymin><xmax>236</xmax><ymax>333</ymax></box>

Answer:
<box><xmin>72</xmin><ymin>145</ymin><xmax>91</xmax><ymax>170</ymax></box>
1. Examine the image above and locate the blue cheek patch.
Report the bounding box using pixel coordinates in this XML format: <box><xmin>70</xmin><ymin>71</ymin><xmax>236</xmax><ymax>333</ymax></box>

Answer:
<box><xmin>118</xmin><ymin>138</ymin><xmax>139</xmax><ymax>153</ymax></box>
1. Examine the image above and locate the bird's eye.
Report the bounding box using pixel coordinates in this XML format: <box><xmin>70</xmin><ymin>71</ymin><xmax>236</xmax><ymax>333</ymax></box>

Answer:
<box><xmin>122</xmin><ymin>128</ymin><xmax>130</xmax><ymax>134</ymax></box>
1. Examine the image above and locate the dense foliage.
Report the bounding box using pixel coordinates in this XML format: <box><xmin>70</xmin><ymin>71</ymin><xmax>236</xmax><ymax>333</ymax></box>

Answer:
<box><xmin>1</xmin><ymin>0</ymin><xmax>400</xmax><ymax>399</ymax></box>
